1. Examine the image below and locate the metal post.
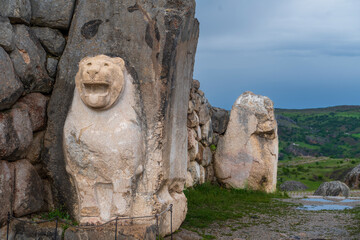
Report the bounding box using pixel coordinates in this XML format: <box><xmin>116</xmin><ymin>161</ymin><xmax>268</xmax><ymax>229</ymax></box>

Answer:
<box><xmin>54</xmin><ymin>217</ymin><xmax>58</xmax><ymax>240</ymax></box>
<box><xmin>114</xmin><ymin>217</ymin><xmax>118</xmax><ymax>240</ymax></box>
<box><xmin>155</xmin><ymin>214</ymin><xmax>159</xmax><ymax>239</ymax></box>
<box><xmin>170</xmin><ymin>204</ymin><xmax>173</xmax><ymax>240</ymax></box>
<box><xmin>6</xmin><ymin>212</ymin><xmax>10</xmax><ymax>240</ymax></box>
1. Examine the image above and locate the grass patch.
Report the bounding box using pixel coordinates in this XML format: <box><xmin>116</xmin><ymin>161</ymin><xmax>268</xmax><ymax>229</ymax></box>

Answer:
<box><xmin>182</xmin><ymin>183</ymin><xmax>291</xmax><ymax>229</ymax></box>
<box><xmin>278</xmin><ymin>157</ymin><xmax>360</xmax><ymax>191</ymax></box>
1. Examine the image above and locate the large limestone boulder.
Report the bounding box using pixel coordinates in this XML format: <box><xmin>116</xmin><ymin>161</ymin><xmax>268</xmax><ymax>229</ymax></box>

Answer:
<box><xmin>10</xmin><ymin>25</ymin><xmax>54</xmax><ymax>93</ymax></box>
<box><xmin>30</xmin><ymin>0</ymin><xmax>76</xmax><ymax>30</ymax></box>
<box><xmin>0</xmin><ymin>47</ymin><xmax>24</xmax><ymax>110</ymax></box>
<box><xmin>344</xmin><ymin>164</ymin><xmax>360</xmax><ymax>189</ymax></box>
<box><xmin>314</xmin><ymin>181</ymin><xmax>350</xmax><ymax>197</ymax></box>
<box><xmin>0</xmin><ymin>161</ymin><xmax>13</xmax><ymax>226</ymax></box>
<box><xmin>14</xmin><ymin>93</ymin><xmax>48</xmax><ymax>132</ymax></box>
<box><xmin>0</xmin><ymin>17</ymin><xmax>15</xmax><ymax>52</ymax></box>
<box><xmin>214</xmin><ymin>91</ymin><xmax>278</xmax><ymax>192</ymax></box>
<box><xmin>0</xmin><ymin>108</ymin><xmax>33</xmax><ymax>160</ymax></box>
<box><xmin>13</xmin><ymin>160</ymin><xmax>44</xmax><ymax>217</ymax></box>
<box><xmin>31</xmin><ymin>27</ymin><xmax>66</xmax><ymax>56</ymax></box>
<box><xmin>0</xmin><ymin>0</ymin><xmax>32</xmax><ymax>24</ymax></box>
<box><xmin>0</xmin><ymin>160</ymin><xmax>44</xmax><ymax>226</ymax></box>
<box><xmin>44</xmin><ymin>1</ymin><xmax>198</xmax><ymax>236</ymax></box>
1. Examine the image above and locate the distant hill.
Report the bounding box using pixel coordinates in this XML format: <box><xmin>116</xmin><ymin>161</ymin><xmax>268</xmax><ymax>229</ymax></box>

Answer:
<box><xmin>275</xmin><ymin>105</ymin><xmax>360</xmax><ymax>160</ymax></box>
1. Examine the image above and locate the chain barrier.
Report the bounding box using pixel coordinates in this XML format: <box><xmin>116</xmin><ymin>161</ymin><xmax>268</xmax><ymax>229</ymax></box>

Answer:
<box><xmin>5</xmin><ymin>204</ymin><xmax>173</xmax><ymax>240</ymax></box>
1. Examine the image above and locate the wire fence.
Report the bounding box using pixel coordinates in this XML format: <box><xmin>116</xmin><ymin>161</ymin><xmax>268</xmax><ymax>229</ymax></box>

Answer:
<box><xmin>5</xmin><ymin>204</ymin><xmax>173</xmax><ymax>240</ymax></box>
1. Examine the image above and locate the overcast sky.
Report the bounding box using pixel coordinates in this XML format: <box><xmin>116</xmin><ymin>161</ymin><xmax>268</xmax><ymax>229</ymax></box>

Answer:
<box><xmin>194</xmin><ymin>0</ymin><xmax>360</xmax><ymax>109</ymax></box>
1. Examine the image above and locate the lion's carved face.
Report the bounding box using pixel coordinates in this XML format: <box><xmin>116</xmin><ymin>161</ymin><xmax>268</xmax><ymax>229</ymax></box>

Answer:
<box><xmin>75</xmin><ymin>55</ymin><xmax>125</xmax><ymax>110</ymax></box>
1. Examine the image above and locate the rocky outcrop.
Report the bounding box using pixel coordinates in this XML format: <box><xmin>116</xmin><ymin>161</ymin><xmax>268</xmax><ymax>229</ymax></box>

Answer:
<box><xmin>214</xmin><ymin>91</ymin><xmax>278</xmax><ymax>193</ymax></box>
<box><xmin>344</xmin><ymin>164</ymin><xmax>360</xmax><ymax>189</ymax></box>
<box><xmin>314</xmin><ymin>181</ymin><xmax>350</xmax><ymax>197</ymax></box>
<box><xmin>280</xmin><ymin>181</ymin><xmax>308</xmax><ymax>191</ymax></box>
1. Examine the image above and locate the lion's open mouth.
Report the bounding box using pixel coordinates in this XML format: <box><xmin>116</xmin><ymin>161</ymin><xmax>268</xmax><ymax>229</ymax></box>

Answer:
<box><xmin>83</xmin><ymin>82</ymin><xmax>110</xmax><ymax>96</ymax></box>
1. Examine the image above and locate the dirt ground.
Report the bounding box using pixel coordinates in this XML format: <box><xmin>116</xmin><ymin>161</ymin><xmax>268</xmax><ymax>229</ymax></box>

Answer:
<box><xmin>169</xmin><ymin>197</ymin><xmax>360</xmax><ymax>240</ymax></box>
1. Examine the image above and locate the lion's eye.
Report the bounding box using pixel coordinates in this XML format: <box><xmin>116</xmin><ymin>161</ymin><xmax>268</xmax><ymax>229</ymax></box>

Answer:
<box><xmin>87</xmin><ymin>62</ymin><xmax>92</xmax><ymax>66</ymax></box>
<box><xmin>104</xmin><ymin>63</ymin><xmax>109</xmax><ymax>67</ymax></box>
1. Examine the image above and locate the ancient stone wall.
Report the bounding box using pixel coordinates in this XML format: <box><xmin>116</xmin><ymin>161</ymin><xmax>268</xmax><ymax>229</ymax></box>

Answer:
<box><xmin>185</xmin><ymin>79</ymin><xmax>230</xmax><ymax>187</ymax></box>
<box><xmin>186</xmin><ymin>83</ymin><xmax>279</xmax><ymax>193</ymax></box>
<box><xmin>1</xmin><ymin>0</ymin><xmax>199</xmax><ymax>236</ymax></box>
<box><xmin>0</xmin><ymin>0</ymin><xmax>73</xmax><ymax>227</ymax></box>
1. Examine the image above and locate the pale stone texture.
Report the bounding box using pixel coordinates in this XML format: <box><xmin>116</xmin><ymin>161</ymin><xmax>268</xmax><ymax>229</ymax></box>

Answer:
<box><xmin>0</xmin><ymin>17</ymin><xmax>15</xmax><ymax>52</ymax></box>
<box><xmin>344</xmin><ymin>164</ymin><xmax>360</xmax><ymax>189</ymax></box>
<box><xmin>314</xmin><ymin>181</ymin><xmax>350</xmax><ymax>197</ymax></box>
<box><xmin>0</xmin><ymin>108</ymin><xmax>33</xmax><ymax>160</ymax></box>
<box><xmin>188</xmin><ymin>161</ymin><xmax>200</xmax><ymax>185</ymax></box>
<box><xmin>31</xmin><ymin>27</ymin><xmax>66</xmax><ymax>56</ymax></box>
<box><xmin>44</xmin><ymin>0</ymin><xmax>198</xmax><ymax>236</ymax></box>
<box><xmin>0</xmin><ymin>0</ymin><xmax>31</xmax><ymax>24</ymax></box>
<box><xmin>214</xmin><ymin>91</ymin><xmax>278</xmax><ymax>193</ymax></box>
<box><xmin>10</xmin><ymin>25</ymin><xmax>54</xmax><ymax>93</ymax></box>
<box><xmin>0</xmin><ymin>47</ymin><xmax>24</xmax><ymax>110</ymax></box>
<box><xmin>30</xmin><ymin>0</ymin><xmax>76</xmax><ymax>30</ymax></box>
<box><xmin>64</xmin><ymin>56</ymin><xmax>146</xmax><ymax>223</ymax></box>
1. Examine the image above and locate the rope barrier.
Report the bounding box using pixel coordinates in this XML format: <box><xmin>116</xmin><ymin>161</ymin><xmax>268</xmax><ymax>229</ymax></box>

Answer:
<box><xmin>5</xmin><ymin>204</ymin><xmax>174</xmax><ymax>240</ymax></box>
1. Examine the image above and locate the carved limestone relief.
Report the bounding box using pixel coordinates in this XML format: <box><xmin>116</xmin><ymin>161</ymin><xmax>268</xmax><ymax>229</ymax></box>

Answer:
<box><xmin>63</xmin><ymin>55</ymin><xmax>146</xmax><ymax>223</ymax></box>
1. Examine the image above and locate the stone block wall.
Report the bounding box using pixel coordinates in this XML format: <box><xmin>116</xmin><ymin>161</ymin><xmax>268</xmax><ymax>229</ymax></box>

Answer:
<box><xmin>0</xmin><ymin>0</ymin><xmax>75</xmax><ymax>227</ymax></box>
<box><xmin>186</xmin><ymin>80</ymin><xmax>230</xmax><ymax>187</ymax></box>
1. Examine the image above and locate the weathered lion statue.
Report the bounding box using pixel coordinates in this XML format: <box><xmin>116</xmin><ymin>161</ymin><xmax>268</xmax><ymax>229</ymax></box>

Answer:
<box><xmin>63</xmin><ymin>55</ymin><xmax>146</xmax><ymax>223</ymax></box>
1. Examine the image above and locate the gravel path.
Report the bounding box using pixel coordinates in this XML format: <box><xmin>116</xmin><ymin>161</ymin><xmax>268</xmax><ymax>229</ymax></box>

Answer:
<box><xmin>170</xmin><ymin>197</ymin><xmax>360</xmax><ymax>240</ymax></box>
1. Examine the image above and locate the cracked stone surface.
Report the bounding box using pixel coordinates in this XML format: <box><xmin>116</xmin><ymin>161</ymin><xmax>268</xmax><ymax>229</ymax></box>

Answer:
<box><xmin>214</xmin><ymin>91</ymin><xmax>278</xmax><ymax>192</ymax></box>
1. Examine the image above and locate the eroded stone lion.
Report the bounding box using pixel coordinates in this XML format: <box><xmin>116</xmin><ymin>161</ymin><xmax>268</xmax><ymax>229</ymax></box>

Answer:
<box><xmin>75</xmin><ymin>55</ymin><xmax>125</xmax><ymax>110</ymax></box>
<box><xmin>64</xmin><ymin>55</ymin><xmax>146</xmax><ymax>224</ymax></box>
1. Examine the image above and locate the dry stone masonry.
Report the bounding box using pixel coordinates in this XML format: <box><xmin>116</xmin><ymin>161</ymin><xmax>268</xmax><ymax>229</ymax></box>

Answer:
<box><xmin>0</xmin><ymin>0</ymin><xmax>69</xmax><ymax>230</ymax></box>
<box><xmin>186</xmin><ymin>80</ymin><xmax>230</xmax><ymax>187</ymax></box>
<box><xmin>186</xmin><ymin>87</ymin><xmax>279</xmax><ymax>193</ymax></box>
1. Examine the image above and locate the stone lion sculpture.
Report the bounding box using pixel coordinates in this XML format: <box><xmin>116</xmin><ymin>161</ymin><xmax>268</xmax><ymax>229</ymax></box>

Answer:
<box><xmin>63</xmin><ymin>55</ymin><xmax>146</xmax><ymax>224</ymax></box>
